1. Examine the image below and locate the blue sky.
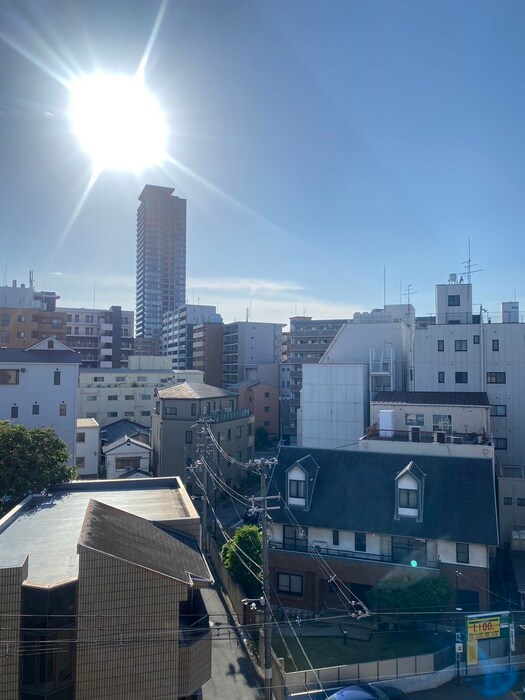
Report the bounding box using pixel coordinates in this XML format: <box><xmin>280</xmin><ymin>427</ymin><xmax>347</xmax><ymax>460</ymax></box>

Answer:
<box><xmin>1</xmin><ymin>0</ymin><xmax>525</xmax><ymax>326</ymax></box>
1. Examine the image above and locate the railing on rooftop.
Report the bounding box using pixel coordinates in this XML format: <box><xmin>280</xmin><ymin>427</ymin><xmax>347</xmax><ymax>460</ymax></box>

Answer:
<box><xmin>363</xmin><ymin>424</ymin><xmax>492</xmax><ymax>446</ymax></box>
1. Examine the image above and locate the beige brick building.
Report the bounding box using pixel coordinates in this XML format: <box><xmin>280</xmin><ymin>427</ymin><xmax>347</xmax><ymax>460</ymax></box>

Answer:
<box><xmin>0</xmin><ymin>478</ymin><xmax>213</xmax><ymax>699</ymax></box>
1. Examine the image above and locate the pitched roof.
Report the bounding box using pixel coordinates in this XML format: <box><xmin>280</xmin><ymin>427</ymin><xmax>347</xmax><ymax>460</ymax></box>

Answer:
<box><xmin>102</xmin><ymin>435</ymin><xmax>152</xmax><ymax>454</ymax></box>
<box><xmin>100</xmin><ymin>419</ymin><xmax>150</xmax><ymax>445</ymax></box>
<box><xmin>0</xmin><ymin>348</ymin><xmax>81</xmax><ymax>364</ymax></box>
<box><xmin>79</xmin><ymin>500</ymin><xmax>213</xmax><ymax>586</ymax></box>
<box><xmin>270</xmin><ymin>447</ymin><xmax>498</xmax><ymax>546</ymax></box>
<box><xmin>373</xmin><ymin>391</ymin><xmax>490</xmax><ymax>407</ymax></box>
<box><xmin>157</xmin><ymin>382</ymin><xmax>236</xmax><ymax>400</ymax></box>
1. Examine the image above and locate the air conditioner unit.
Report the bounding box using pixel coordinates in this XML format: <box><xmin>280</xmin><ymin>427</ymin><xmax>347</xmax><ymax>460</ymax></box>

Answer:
<box><xmin>434</xmin><ymin>431</ymin><xmax>446</xmax><ymax>444</ymax></box>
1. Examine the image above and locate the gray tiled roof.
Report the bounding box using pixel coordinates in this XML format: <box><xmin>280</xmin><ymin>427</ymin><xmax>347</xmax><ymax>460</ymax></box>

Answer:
<box><xmin>0</xmin><ymin>348</ymin><xmax>81</xmax><ymax>364</ymax></box>
<box><xmin>270</xmin><ymin>447</ymin><xmax>498</xmax><ymax>546</ymax></box>
<box><xmin>373</xmin><ymin>391</ymin><xmax>490</xmax><ymax>406</ymax></box>
<box><xmin>157</xmin><ymin>382</ymin><xmax>236</xmax><ymax>400</ymax></box>
<box><xmin>80</xmin><ymin>499</ymin><xmax>213</xmax><ymax>585</ymax></box>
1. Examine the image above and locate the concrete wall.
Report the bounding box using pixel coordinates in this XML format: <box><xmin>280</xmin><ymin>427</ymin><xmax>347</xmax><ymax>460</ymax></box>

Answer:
<box><xmin>0</xmin><ymin>560</ymin><xmax>27</xmax><ymax>700</ymax></box>
<box><xmin>75</xmin><ymin>421</ymin><xmax>100</xmax><ymax>477</ymax></box>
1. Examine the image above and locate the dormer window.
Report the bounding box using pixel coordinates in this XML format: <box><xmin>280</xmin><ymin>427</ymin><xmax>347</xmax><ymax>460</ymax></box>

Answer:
<box><xmin>287</xmin><ymin>464</ymin><xmax>306</xmax><ymax>506</ymax></box>
<box><xmin>394</xmin><ymin>460</ymin><xmax>425</xmax><ymax>522</ymax></box>
<box><xmin>289</xmin><ymin>480</ymin><xmax>305</xmax><ymax>499</ymax></box>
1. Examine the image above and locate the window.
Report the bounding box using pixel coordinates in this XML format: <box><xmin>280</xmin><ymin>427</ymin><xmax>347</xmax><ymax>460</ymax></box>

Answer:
<box><xmin>32</xmin><ymin>331</ymin><xmax>38</xmax><ymax>338</ymax></box>
<box><xmin>405</xmin><ymin>413</ymin><xmax>424</xmax><ymax>427</ymax></box>
<box><xmin>47</xmin><ymin>340</ymin><xmax>54</xmax><ymax>349</ymax></box>
<box><xmin>76</xmin><ymin>457</ymin><xmax>85</xmax><ymax>469</ymax></box>
<box><xmin>141</xmin><ymin>410</ymin><xmax>150</xmax><ymax>416</ymax></box>
<box><xmin>51</xmin><ymin>319</ymin><xmax>62</xmax><ymax>329</ymax></box>
<box><xmin>494</xmin><ymin>438</ymin><xmax>507</xmax><ymax>450</ymax></box>
<box><xmin>11</xmin><ymin>405</ymin><xmax>18</xmax><ymax>418</ymax></box>
<box><xmin>264</xmin><ymin>420</ymin><xmax>270</xmax><ymax>426</ymax></box>
<box><xmin>0</xmin><ymin>330</ymin><xmax>9</xmax><ymax>343</ymax></box>
<box><xmin>94</xmin><ymin>376</ymin><xmax>104</xmax><ymax>382</ymax></box>
<box><xmin>264</xmin><ymin>391</ymin><xmax>270</xmax><ymax>398</ymax></box>
<box><xmin>438</xmin><ymin>371</ymin><xmax>445</xmax><ymax>384</ymax></box>
<box><xmin>115</xmin><ymin>457</ymin><xmax>141</xmax><ymax>470</ymax></box>
<box><xmin>456</xmin><ymin>542</ymin><xmax>469</xmax><ymax>564</ymax></box>
<box><xmin>107</xmin><ymin>411</ymin><xmax>118</xmax><ymax>418</ymax></box>
<box><xmin>236</xmin><ymin>426</ymin><xmax>242</xmax><ymax>438</ymax></box>
<box><xmin>491</xmin><ymin>405</ymin><xmax>506</xmax><ymax>417</ymax></box>
<box><xmin>116</xmin><ymin>376</ymin><xmax>126</xmax><ymax>382</ymax></box>
<box><xmin>125</xmin><ymin>395</ymin><xmax>133</xmax><ymax>400</ymax></box>
<box><xmin>487</xmin><ymin>371</ymin><xmax>506</xmax><ymax>384</ymax></box>
<box><xmin>17</xmin><ymin>315</ymin><xmax>25</xmax><ymax>322</ymax></box>
<box><xmin>355</xmin><ymin>532</ymin><xmax>367</xmax><ymax>552</ymax></box>
<box><xmin>504</xmin><ymin>497</ymin><xmax>512</xmax><ymax>506</ymax></box>
<box><xmin>433</xmin><ymin>414</ymin><xmax>452</xmax><ymax>434</ymax></box>
<box><xmin>448</xmin><ymin>295</ymin><xmax>460</xmax><ymax>306</ymax></box>
<box><xmin>283</xmin><ymin>525</ymin><xmax>308</xmax><ymax>551</ymax></box>
<box><xmin>490</xmin><ymin>339</ymin><xmax>499</xmax><ymax>351</ymax></box>
<box><xmin>332</xmin><ymin>530</ymin><xmax>340</xmax><ymax>546</ymax></box>
<box><xmin>87</xmin><ymin>395</ymin><xmax>97</xmax><ymax>402</ymax></box>
<box><xmin>165</xmin><ymin>406</ymin><xmax>177</xmax><ymax>415</ymax></box>
<box><xmin>437</xmin><ymin>340</ymin><xmax>444</xmax><ymax>351</ymax></box>
<box><xmin>54</xmin><ymin>370</ymin><xmax>61</xmax><ymax>386</ymax></box>
<box><xmin>17</xmin><ymin>331</ymin><xmax>25</xmax><ymax>339</ymax></box>
<box><xmin>264</xmin><ymin>406</ymin><xmax>270</xmax><ymax>413</ymax></box>
<box><xmin>518</xmin><ymin>498</ymin><xmax>525</xmax><ymax>507</ymax></box>
<box><xmin>108</xmin><ymin>395</ymin><xmax>117</xmax><ymax>401</ymax></box>
<box><xmin>191</xmin><ymin>403</ymin><xmax>197</xmax><ymax>416</ymax></box>
<box><xmin>124</xmin><ymin>411</ymin><xmax>134</xmax><ymax>417</ymax></box>
<box><xmin>137</xmin><ymin>376</ymin><xmax>146</xmax><ymax>382</ymax></box>
<box><xmin>227</xmin><ymin>428</ymin><xmax>231</xmax><ymax>440</ymax></box>
<box><xmin>289</xmin><ymin>479</ymin><xmax>305</xmax><ymax>499</ymax></box>
<box><xmin>76</xmin><ymin>432</ymin><xmax>86</xmax><ymax>443</ymax></box>
<box><xmin>277</xmin><ymin>573</ymin><xmax>303</xmax><ymax>596</ymax></box>
<box><xmin>185</xmin><ymin>431</ymin><xmax>193</xmax><ymax>444</ymax></box>
<box><xmin>399</xmin><ymin>488</ymin><xmax>418</xmax><ymax>509</ymax></box>
<box><xmin>59</xmin><ymin>404</ymin><xmax>67</xmax><ymax>416</ymax></box>
<box><xmin>141</xmin><ymin>394</ymin><xmax>151</xmax><ymax>400</ymax></box>
<box><xmin>455</xmin><ymin>339</ymin><xmax>467</xmax><ymax>351</ymax></box>
<box><xmin>1</xmin><ymin>313</ymin><xmax>10</xmax><ymax>325</ymax></box>
<box><xmin>473</xmin><ymin>335</ymin><xmax>480</xmax><ymax>344</ymax></box>
<box><xmin>86</xmin><ymin>412</ymin><xmax>97</xmax><ymax>418</ymax></box>
<box><xmin>0</xmin><ymin>369</ymin><xmax>19</xmax><ymax>385</ymax></box>
<box><xmin>455</xmin><ymin>371</ymin><xmax>468</xmax><ymax>383</ymax></box>
<box><xmin>32</xmin><ymin>404</ymin><xmax>39</xmax><ymax>415</ymax></box>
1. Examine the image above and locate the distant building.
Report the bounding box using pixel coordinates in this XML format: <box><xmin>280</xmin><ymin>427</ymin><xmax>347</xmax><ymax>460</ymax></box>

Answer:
<box><xmin>0</xmin><ymin>477</ymin><xmax>213</xmax><ymax>699</ymax></box>
<box><xmin>136</xmin><ymin>185</ymin><xmax>186</xmax><ymax>346</ymax></box>
<box><xmin>0</xmin><ymin>338</ymin><xmax>80</xmax><ymax>462</ymax></box>
<box><xmin>151</xmin><ymin>382</ymin><xmax>255</xmax><ymax>480</ymax></box>
<box><xmin>230</xmin><ymin>379</ymin><xmax>279</xmax><ymax>439</ymax></box>
<box><xmin>77</xmin><ymin>356</ymin><xmax>203</xmax><ymax>427</ymax></box>
<box><xmin>222</xmin><ymin>321</ymin><xmax>284</xmax><ymax>387</ymax></box>
<box><xmin>103</xmin><ymin>434</ymin><xmax>151</xmax><ymax>479</ymax></box>
<box><xmin>57</xmin><ymin>305</ymin><xmax>134</xmax><ymax>369</ymax></box>
<box><xmin>163</xmin><ymin>304</ymin><xmax>222</xmax><ymax>370</ymax></box>
<box><xmin>75</xmin><ymin>418</ymin><xmax>100</xmax><ymax>478</ymax></box>
<box><xmin>192</xmin><ymin>322</ymin><xmax>224</xmax><ymax>387</ymax></box>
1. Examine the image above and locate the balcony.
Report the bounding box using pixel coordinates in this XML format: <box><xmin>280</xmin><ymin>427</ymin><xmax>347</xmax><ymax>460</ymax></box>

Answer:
<box><xmin>363</xmin><ymin>425</ymin><xmax>492</xmax><ymax>447</ymax></box>
<box><xmin>270</xmin><ymin>540</ymin><xmax>439</xmax><ymax>569</ymax></box>
<box><xmin>203</xmin><ymin>408</ymin><xmax>251</xmax><ymax>424</ymax></box>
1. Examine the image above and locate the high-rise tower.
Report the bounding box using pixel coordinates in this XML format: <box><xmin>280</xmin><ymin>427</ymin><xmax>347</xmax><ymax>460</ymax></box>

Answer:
<box><xmin>136</xmin><ymin>185</ymin><xmax>186</xmax><ymax>347</ymax></box>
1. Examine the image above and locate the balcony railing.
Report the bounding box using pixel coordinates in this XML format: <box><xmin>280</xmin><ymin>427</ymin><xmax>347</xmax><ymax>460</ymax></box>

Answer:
<box><xmin>363</xmin><ymin>425</ymin><xmax>492</xmax><ymax>446</ymax></box>
<box><xmin>269</xmin><ymin>541</ymin><xmax>439</xmax><ymax>569</ymax></box>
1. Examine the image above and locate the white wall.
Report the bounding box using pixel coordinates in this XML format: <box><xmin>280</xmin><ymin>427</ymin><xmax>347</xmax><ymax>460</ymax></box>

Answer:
<box><xmin>438</xmin><ymin>541</ymin><xmax>487</xmax><ymax>568</ymax></box>
<box><xmin>300</xmin><ymin>364</ymin><xmax>369</xmax><ymax>450</ymax></box>
<box><xmin>105</xmin><ymin>441</ymin><xmax>151</xmax><ymax>480</ymax></box>
<box><xmin>75</xmin><ymin>422</ymin><xmax>99</xmax><ymax>477</ymax></box>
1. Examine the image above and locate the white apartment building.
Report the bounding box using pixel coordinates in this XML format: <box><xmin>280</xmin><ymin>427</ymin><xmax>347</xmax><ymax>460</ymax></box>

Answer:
<box><xmin>0</xmin><ymin>338</ymin><xmax>80</xmax><ymax>462</ymax></box>
<box><xmin>75</xmin><ymin>418</ymin><xmax>100</xmax><ymax>477</ymax></box>
<box><xmin>412</xmin><ymin>277</ymin><xmax>525</xmax><ymax>465</ymax></box>
<box><xmin>299</xmin><ymin>305</ymin><xmax>414</xmax><ymax>449</ymax></box>
<box><xmin>223</xmin><ymin>321</ymin><xmax>284</xmax><ymax>386</ymax></box>
<box><xmin>162</xmin><ymin>304</ymin><xmax>222</xmax><ymax>369</ymax></box>
<box><xmin>78</xmin><ymin>355</ymin><xmax>203</xmax><ymax>427</ymax></box>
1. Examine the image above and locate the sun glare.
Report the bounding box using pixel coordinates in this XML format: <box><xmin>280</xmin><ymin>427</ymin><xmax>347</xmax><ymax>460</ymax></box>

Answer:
<box><xmin>69</xmin><ymin>74</ymin><xmax>168</xmax><ymax>173</ymax></box>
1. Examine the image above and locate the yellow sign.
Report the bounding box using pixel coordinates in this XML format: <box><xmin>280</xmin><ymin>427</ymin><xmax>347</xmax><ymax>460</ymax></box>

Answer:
<box><xmin>467</xmin><ymin>616</ymin><xmax>501</xmax><ymax>640</ymax></box>
<box><xmin>467</xmin><ymin>640</ymin><xmax>478</xmax><ymax>665</ymax></box>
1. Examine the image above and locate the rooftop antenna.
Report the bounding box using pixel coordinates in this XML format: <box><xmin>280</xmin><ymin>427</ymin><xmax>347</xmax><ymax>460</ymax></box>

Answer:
<box><xmin>403</xmin><ymin>284</ymin><xmax>417</xmax><ymax>306</ymax></box>
<box><xmin>29</xmin><ymin>270</ymin><xmax>34</xmax><ymax>290</ymax></box>
<box><xmin>246</xmin><ymin>307</ymin><xmax>249</xmax><ymax>322</ymax></box>
<box><xmin>462</xmin><ymin>237</ymin><xmax>482</xmax><ymax>284</ymax></box>
<box><xmin>383</xmin><ymin>265</ymin><xmax>386</xmax><ymax>308</ymax></box>
<box><xmin>93</xmin><ymin>282</ymin><xmax>96</xmax><ymax>308</ymax></box>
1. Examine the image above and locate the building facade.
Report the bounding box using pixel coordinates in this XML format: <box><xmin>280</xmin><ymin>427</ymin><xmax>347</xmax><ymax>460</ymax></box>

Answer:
<box><xmin>0</xmin><ymin>478</ymin><xmax>213</xmax><ymax>699</ymax></box>
<box><xmin>57</xmin><ymin>306</ymin><xmax>134</xmax><ymax>369</ymax></box>
<box><xmin>230</xmin><ymin>379</ymin><xmax>280</xmax><ymax>438</ymax></box>
<box><xmin>222</xmin><ymin>321</ymin><xmax>284</xmax><ymax>387</ymax></box>
<box><xmin>0</xmin><ymin>338</ymin><xmax>80</xmax><ymax>462</ymax></box>
<box><xmin>136</xmin><ymin>184</ymin><xmax>186</xmax><ymax>344</ymax></box>
<box><xmin>163</xmin><ymin>304</ymin><xmax>222</xmax><ymax>370</ymax></box>
<box><xmin>192</xmin><ymin>322</ymin><xmax>224</xmax><ymax>387</ymax></box>
<box><xmin>75</xmin><ymin>417</ymin><xmax>100</xmax><ymax>478</ymax></box>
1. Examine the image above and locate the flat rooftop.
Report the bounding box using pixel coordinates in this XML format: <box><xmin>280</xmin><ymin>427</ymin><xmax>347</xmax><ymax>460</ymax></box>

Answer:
<box><xmin>0</xmin><ymin>478</ymin><xmax>196</xmax><ymax>587</ymax></box>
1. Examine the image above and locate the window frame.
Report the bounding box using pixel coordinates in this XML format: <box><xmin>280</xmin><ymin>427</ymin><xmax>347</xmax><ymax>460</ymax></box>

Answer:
<box><xmin>448</xmin><ymin>294</ymin><xmax>461</xmax><ymax>307</ymax></box>
<box><xmin>456</xmin><ymin>542</ymin><xmax>469</xmax><ymax>564</ymax></box>
<box><xmin>487</xmin><ymin>372</ymin><xmax>506</xmax><ymax>384</ymax></box>
<box><xmin>355</xmin><ymin>532</ymin><xmax>367</xmax><ymax>552</ymax></box>
<box><xmin>399</xmin><ymin>488</ymin><xmax>418</xmax><ymax>509</ymax></box>
<box><xmin>455</xmin><ymin>371</ymin><xmax>468</xmax><ymax>384</ymax></box>
<box><xmin>289</xmin><ymin>479</ymin><xmax>306</xmax><ymax>499</ymax></box>
<box><xmin>455</xmin><ymin>339</ymin><xmax>467</xmax><ymax>352</ymax></box>
<box><xmin>277</xmin><ymin>572</ymin><xmax>303</xmax><ymax>596</ymax></box>
<box><xmin>438</xmin><ymin>371</ymin><xmax>445</xmax><ymax>384</ymax></box>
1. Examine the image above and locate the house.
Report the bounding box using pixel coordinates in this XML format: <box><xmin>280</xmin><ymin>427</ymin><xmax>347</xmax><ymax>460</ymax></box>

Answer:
<box><xmin>0</xmin><ymin>477</ymin><xmax>213</xmax><ymax>699</ymax></box>
<box><xmin>75</xmin><ymin>418</ymin><xmax>100</xmax><ymax>478</ymax></box>
<box><xmin>0</xmin><ymin>337</ymin><xmax>80</xmax><ymax>462</ymax></box>
<box><xmin>268</xmin><ymin>447</ymin><xmax>499</xmax><ymax>614</ymax></box>
<box><xmin>151</xmin><ymin>382</ymin><xmax>254</xmax><ymax>481</ymax></box>
<box><xmin>103</xmin><ymin>434</ymin><xmax>152</xmax><ymax>479</ymax></box>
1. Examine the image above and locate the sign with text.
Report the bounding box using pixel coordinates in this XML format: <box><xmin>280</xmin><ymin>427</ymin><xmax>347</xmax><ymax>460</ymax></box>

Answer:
<box><xmin>466</xmin><ymin>612</ymin><xmax>509</xmax><ymax>641</ymax></box>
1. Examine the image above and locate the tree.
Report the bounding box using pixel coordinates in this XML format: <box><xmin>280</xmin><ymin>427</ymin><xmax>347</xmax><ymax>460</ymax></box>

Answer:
<box><xmin>0</xmin><ymin>422</ymin><xmax>76</xmax><ymax>516</ymax></box>
<box><xmin>221</xmin><ymin>524</ymin><xmax>262</xmax><ymax>598</ymax></box>
<box><xmin>367</xmin><ymin>575</ymin><xmax>451</xmax><ymax>616</ymax></box>
<box><xmin>255</xmin><ymin>426</ymin><xmax>269</xmax><ymax>451</ymax></box>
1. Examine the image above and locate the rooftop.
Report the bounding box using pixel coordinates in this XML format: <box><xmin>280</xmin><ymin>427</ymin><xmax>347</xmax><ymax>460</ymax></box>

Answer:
<box><xmin>77</xmin><ymin>418</ymin><xmax>99</xmax><ymax>429</ymax></box>
<box><xmin>0</xmin><ymin>478</ymin><xmax>196</xmax><ymax>586</ymax></box>
<box><xmin>157</xmin><ymin>382</ymin><xmax>236</xmax><ymax>400</ymax></box>
<box><xmin>373</xmin><ymin>391</ymin><xmax>490</xmax><ymax>406</ymax></box>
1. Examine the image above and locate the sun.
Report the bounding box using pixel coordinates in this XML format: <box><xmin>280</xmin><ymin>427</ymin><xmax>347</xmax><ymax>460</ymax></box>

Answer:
<box><xmin>68</xmin><ymin>74</ymin><xmax>168</xmax><ymax>173</ymax></box>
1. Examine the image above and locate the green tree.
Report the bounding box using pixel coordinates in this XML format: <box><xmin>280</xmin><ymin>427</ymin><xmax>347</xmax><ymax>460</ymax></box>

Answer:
<box><xmin>221</xmin><ymin>524</ymin><xmax>262</xmax><ymax>598</ymax></box>
<box><xmin>0</xmin><ymin>422</ymin><xmax>76</xmax><ymax>515</ymax></box>
<box><xmin>367</xmin><ymin>575</ymin><xmax>451</xmax><ymax>615</ymax></box>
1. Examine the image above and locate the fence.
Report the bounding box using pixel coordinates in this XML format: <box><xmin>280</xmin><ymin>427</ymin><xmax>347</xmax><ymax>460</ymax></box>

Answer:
<box><xmin>207</xmin><ymin>535</ymin><xmax>247</xmax><ymax>622</ymax></box>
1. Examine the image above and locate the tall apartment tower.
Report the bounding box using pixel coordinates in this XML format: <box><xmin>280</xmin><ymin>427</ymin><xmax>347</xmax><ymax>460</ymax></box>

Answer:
<box><xmin>136</xmin><ymin>185</ymin><xmax>186</xmax><ymax>350</ymax></box>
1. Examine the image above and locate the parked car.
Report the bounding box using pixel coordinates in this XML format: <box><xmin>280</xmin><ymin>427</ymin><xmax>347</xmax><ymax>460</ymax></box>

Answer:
<box><xmin>326</xmin><ymin>683</ymin><xmax>411</xmax><ymax>700</ymax></box>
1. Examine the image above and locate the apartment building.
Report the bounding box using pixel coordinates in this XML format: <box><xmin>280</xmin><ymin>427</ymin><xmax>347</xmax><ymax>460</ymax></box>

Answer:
<box><xmin>58</xmin><ymin>305</ymin><xmax>134</xmax><ymax>368</ymax></box>
<box><xmin>230</xmin><ymin>378</ymin><xmax>280</xmax><ymax>438</ymax></box>
<box><xmin>0</xmin><ymin>477</ymin><xmax>213</xmax><ymax>699</ymax></box>
<box><xmin>77</xmin><ymin>356</ymin><xmax>203</xmax><ymax>427</ymax></box>
<box><xmin>151</xmin><ymin>382</ymin><xmax>255</xmax><ymax>480</ymax></box>
<box><xmin>0</xmin><ymin>338</ymin><xmax>80</xmax><ymax>462</ymax></box>
<box><xmin>222</xmin><ymin>321</ymin><xmax>284</xmax><ymax>387</ymax></box>
<box><xmin>163</xmin><ymin>304</ymin><xmax>222</xmax><ymax>370</ymax></box>
<box><xmin>283</xmin><ymin>317</ymin><xmax>346</xmax><ymax>441</ymax></box>
<box><xmin>411</xmin><ymin>276</ymin><xmax>525</xmax><ymax>465</ymax></box>
<box><xmin>192</xmin><ymin>322</ymin><xmax>224</xmax><ymax>387</ymax></box>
